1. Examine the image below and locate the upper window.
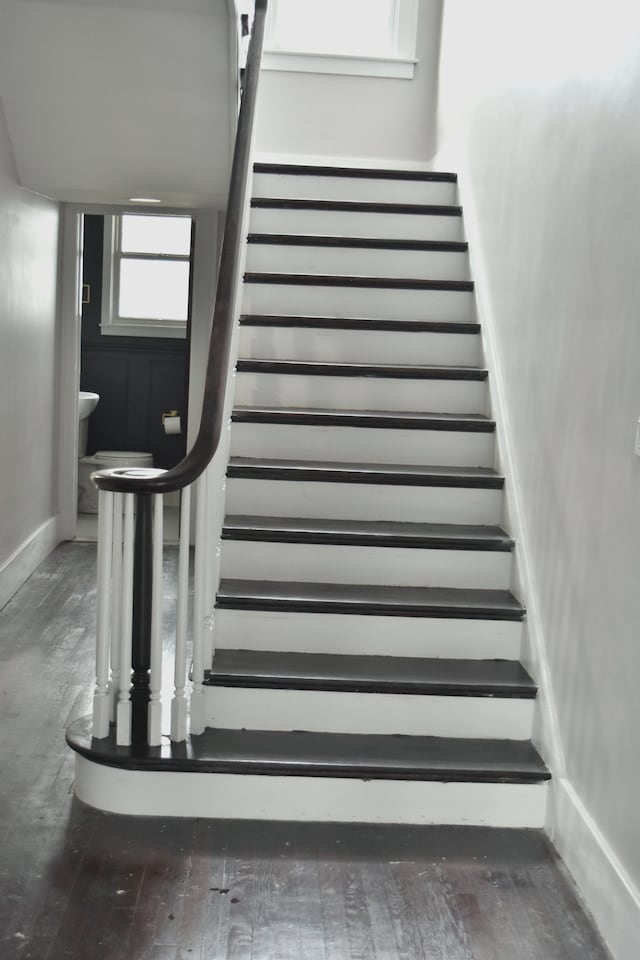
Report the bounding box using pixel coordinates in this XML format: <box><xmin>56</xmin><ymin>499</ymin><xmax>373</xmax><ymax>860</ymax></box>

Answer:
<box><xmin>263</xmin><ymin>0</ymin><xmax>418</xmax><ymax>79</ymax></box>
<box><xmin>101</xmin><ymin>213</ymin><xmax>193</xmax><ymax>339</ymax></box>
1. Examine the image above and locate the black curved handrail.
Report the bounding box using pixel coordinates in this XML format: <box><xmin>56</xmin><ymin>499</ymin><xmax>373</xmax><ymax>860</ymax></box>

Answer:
<box><xmin>94</xmin><ymin>0</ymin><xmax>269</xmax><ymax>497</ymax></box>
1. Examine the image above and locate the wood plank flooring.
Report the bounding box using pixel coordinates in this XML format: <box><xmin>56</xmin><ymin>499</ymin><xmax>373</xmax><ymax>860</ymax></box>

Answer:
<box><xmin>0</xmin><ymin>542</ymin><xmax>612</xmax><ymax>960</ymax></box>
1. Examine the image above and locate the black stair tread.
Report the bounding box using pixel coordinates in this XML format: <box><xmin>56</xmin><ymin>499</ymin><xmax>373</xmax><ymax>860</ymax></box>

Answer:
<box><xmin>240</xmin><ymin>315</ymin><xmax>480</xmax><ymax>334</ymax></box>
<box><xmin>67</xmin><ymin>717</ymin><xmax>549</xmax><ymax>783</ymax></box>
<box><xmin>222</xmin><ymin>515</ymin><xmax>513</xmax><ymax>551</ymax></box>
<box><xmin>253</xmin><ymin>162</ymin><xmax>458</xmax><ymax>183</ymax></box>
<box><xmin>217</xmin><ymin>579</ymin><xmax>525</xmax><ymax>621</ymax></box>
<box><xmin>247</xmin><ymin>233</ymin><xmax>468</xmax><ymax>252</ymax></box>
<box><xmin>207</xmin><ymin>650</ymin><xmax>536</xmax><ymax>698</ymax></box>
<box><xmin>231</xmin><ymin>407</ymin><xmax>495</xmax><ymax>432</ymax></box>
<box><xmin>251</xmin><ymin>198</ymin><xmax>462</xmax><ymax>217</ymax></box>
<box><xmin>227</xmin><ymin>457</ymin><xmax>504</xmax><ymax>489</ymax></box>
<box><xmin>244</xmin><ymin>272</ymin><xmax>473</xmax><ymax>292</ymax></box>
<box><xmin>236</xmin><ymin>359</ymin><xmax>486</xmax><ymax>380</ymax></box>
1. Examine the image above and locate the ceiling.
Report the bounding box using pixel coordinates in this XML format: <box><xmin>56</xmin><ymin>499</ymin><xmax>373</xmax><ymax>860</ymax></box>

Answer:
<box><xmin>0</xmin><ymin>0</ymin><xmax>237</xmax><ymax>208</ymax></box>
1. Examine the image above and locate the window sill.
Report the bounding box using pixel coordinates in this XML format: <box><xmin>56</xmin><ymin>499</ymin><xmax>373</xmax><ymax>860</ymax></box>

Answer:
<box><xmin>262</xmin><ymin>50</ymin><xmax>417</xmax><ymax>80</ymax></box>
<box><xmin>100</xmin><ymin>323</ymin><xmax>187</xmax><ymax>340</ymax></box>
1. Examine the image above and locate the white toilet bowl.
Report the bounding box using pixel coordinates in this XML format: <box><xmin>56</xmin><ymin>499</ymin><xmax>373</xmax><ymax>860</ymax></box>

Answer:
<box><xmin>78</xmin><ymin>450</ymin><xmax>154</xmax><ymax>514</ymax></box>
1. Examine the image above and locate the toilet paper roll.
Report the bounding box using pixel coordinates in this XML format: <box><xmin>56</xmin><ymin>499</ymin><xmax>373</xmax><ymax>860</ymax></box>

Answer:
<box><xmin>163</xmin><ymin>415</ymin><xmax>182</xmax><ymax>435</ymax></box>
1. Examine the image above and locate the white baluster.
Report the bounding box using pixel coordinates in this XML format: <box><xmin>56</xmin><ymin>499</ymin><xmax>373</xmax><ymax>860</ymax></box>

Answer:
<box><xmin>108</xmin><ymin>491</ymin><xmax>123</xmax><ymax>723</ymax></box>
<box><xmin>92</xmin><ymin>489</ymin><xmax>114</xmax><ymax>739</ymax></box>
<box><xmin>171</xmin><ymin>484</ymin><xmax>191</xmax><ymax>742</ymax></box>
<box><xmin>201</xmin><ymin>461</ymin><xmax>216</xmax><ymax>667</ymax></box>
<box><xmin>116</xmin><ymin>493</ymin><xmax>135</xmax><ymax>746</ymax></box>
<box><xmin>147</xmin><ymin>494</ymin><xmax>164</xmax><ymax>746</ymax></box>
<box><xmin>190</xmin><ymin>473</ymin><xmax>207</xmax><ymax>735</ymax></box>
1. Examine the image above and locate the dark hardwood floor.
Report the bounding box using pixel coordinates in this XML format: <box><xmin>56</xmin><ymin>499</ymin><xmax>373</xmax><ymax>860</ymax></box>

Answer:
<box><xmin>0</xmin><ymin>542</ymin><xmax>611</xmax><ymax>960</ymax></box>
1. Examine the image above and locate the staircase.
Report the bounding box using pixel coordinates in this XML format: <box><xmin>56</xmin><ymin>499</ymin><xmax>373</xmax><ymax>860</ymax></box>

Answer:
<box><xmin>192</xmin><ymin>161</ymin><xmax>550</xmax><ymax>825</ymax></box>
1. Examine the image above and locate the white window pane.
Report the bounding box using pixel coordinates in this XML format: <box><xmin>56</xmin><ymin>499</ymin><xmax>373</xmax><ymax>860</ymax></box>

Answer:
<box><xmin>272</xmin><ymin>0</ymin><xmax>395</xmax><ymax>57</ymax></box>
<box><xmin>121</xmin><ymin>215</ymin><xmax>192</xmax><ymax>256</ymax></box>
<box><xmin>119</xmin><ymin>259</ymin><xmax>190</xmax><ymax>322</ymax></box>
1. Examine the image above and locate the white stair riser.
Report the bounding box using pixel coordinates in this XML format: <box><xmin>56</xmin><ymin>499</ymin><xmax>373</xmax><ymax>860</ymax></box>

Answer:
<box><xmin>246</xmin><ymin>244</ymin><xmax>470</xmax><ymax>281</ymax></box>
<box><xmin>75</xmin><ymin>757</ymin><xmax>549</xmax><ymax>827</ymax></box>
<box><xmin>243</xmin><ymin>282</ymin><xmax>474</xmax><ymax>323</ymax></box>
<box><xmin>214</xmin><ymin>609</ymin><xmax>524</xmax><ymax>660</ymax></box>
<box><xmin>234</xmin><ymin>371</ymin><xmax>486</xmax><ymax>415</ymax></box>
<box><xmin>205</xmin><ymin>687</ymin><xmax>534</xmax><ymax>740</ymax></box>
<box><xmin>220</xmin><ymin>540</ymin><xmax>512</xmax><ymax>590</ymax></box>
<box><xmin>230</xmin><ymin>423</ymin><xmax>495</xmax><ymax>469</ymax></box>
<box><xmin>239</xmin><ymin>326</ymin><xmax>482</xmax><ymax>367</ymax></box>
<box><xmin>252</xmin><ymin>173</ymin><xmax>458</xmax><ymax>205</ymax></box>
<box><xmin>250</xmin><ymin>207</ymin><xmax>464</xmax><ymax>242</ymax></box>
<box><xmin>226</xmin><ymin>478</ymin><xmax>503</xmax><ymax>525</ymax></box>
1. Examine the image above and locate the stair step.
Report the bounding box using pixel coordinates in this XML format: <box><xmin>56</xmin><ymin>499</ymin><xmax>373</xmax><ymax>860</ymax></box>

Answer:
<box><xmin>215</xmin><ymin>608</ymin><xmax>523</xmax><ymax>661</ymax></box>
<box><xmin>227</xmin><ymin>457</ymin><xmax>503</xmax><ymax>488</ymax></box>
<box><xmin>251</xmin><ymin>198</ymin><xmax>462</xmax><ymax>216</ymax></box>
<box><xmin>247</xmin><ymin>233</ymin><xmax>467</xmax><ymax>252</ymax></box>
<box><xmin>244</xmin><ymin>272</ymin><xmax>474</xmax><ymax>293</ymax></box>
<box><xmin>222</xmin><ymin>516</ymin><xmax>513</xmax><ymax>550</ymax></box>
<box><xmin>240</xmin><ymin>315</ymin><xmax>480</xmax><ymax>334</ymax></box>
<box><xmin>231</xmin><ymin>407</ymin><xmax>494</xmax><ymax>431</ymax></box>
<box><xmin>207</xmin><ymin>650</ymin><xmax>535</xmax><ymax>698</ymax></box>
<box><xmin>253</xmin><ymin>163</ymin><xmax>458</xmax><ymax>182</ymax></box>
<box><xmin>216</xmin><ymin>579</ymin><xmax>525</xmax><ymax>621</ymax></box>
<box><xmin>246</xmin><ymin>237</ymin><xmax>471</xmax><ymax>282</ymax></box>
<box><xmin>236</xmin><ymin>359</ymin><xmax>486</xmax><ymax>380</ymax></box>
<box><xmin>239</xmin><ymin>317</ymin><xmax>481</xmax><ymax>368</ymax></box>
<box><xmin>68</xmin><ymin>717</ymin><xmax>549</xmax><ymax>825</ymax></box>
<box><xmin>250</xmin><ymin>201</ymin><xmax>464</xmax><ymax>244</ymax></box>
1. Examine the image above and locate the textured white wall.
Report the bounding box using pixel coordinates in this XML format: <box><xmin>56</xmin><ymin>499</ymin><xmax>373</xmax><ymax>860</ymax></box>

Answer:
<box><xmin>437</xmin><ymin>2</ymin><xmax>640</xmax><ymax>956</ymax></box>
<box><xmin>0</xmin><ymin>101</ymin><xmax>60</xmax><ymax>591</ymax></box>
<box><xmin>255</xmin><ymin>0</ymin><xmax>443</xmax><ymax>165</ymax></box>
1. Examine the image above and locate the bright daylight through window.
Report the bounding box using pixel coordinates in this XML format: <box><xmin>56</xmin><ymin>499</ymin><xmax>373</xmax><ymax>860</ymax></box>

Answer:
<box><xmin>101</xmin><ymin>213</ymin><xmax>192</xmax><ymax>338</ymax></box>
<box><xmin>264</xmin><ymin>0</ymin><xmax>418</xmax><ymax>78</ymax></box>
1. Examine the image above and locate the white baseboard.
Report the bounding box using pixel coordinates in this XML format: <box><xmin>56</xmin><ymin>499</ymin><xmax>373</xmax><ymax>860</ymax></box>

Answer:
<box><xmin>549</xmin><ymin>778</ymin><xmax>640</xmax><ymax>960</ymax></box>
<box><xmin>0</xmin><ymin>517</ymin><xmax>59</xmax><ymax>610</ymax></box>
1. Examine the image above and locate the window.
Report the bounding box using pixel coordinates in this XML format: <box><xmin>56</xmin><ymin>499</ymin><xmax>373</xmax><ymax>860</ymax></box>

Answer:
<box><xmin>101</xmin><ymin>213</ymin><xmax>193</xmax><ymax>338</ymax></box>
<box><xmin>263</xmin><ymin>0</ymin><xmax>418</xmax><ymax>79</ymax></box>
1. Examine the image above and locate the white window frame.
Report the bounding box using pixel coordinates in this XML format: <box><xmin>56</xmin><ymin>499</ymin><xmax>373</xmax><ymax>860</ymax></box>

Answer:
<box><xmin>101</xmin><ymin>211</ymin><xmax>193</xmax><ymax>339</ymax></box>
<box><xmin>262</xmin><ymin>0</ymin><xmax>419</xmax><ymax>79</ymax></box>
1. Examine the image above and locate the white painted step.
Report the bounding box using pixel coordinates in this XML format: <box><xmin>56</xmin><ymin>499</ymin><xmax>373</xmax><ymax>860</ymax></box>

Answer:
<box><xmin>229</xmin><ymin>420</ymin><xmax>496</xmax><ymax>468</ymax></box>
<box><xmin>245</xmin><ymin>242</ymin><xmax>470</xmax><ymax>281</ymax></box>
<box><xmin>214</xmin><ymin>608</ymin><xmax>523</xmax><ymax>661</ymax></box>
<box><xmin>252</xmin><ymin>171</ymin><xmax>458</xmax><ymax>205</ymax></box>
<box><xmin>225</xmin><ymin>477</ymin><xmax>503</xmax><ymax>524</ymax></box>
<box><xmin>234</xmin><ymin>369</ymin><xmax>487</xmax><ymax>415</ymax></box>
<box><xmin>238</xmin><ymin>323</ymin><xmax>482</xmax><ymax>366</ymax></box>
<box><xmin>203</xmin><ymin>686</ymin><xmax>534</xmax><ymax>740</ymax></box>
<box><xmin>75</xmin><ymin>757</ymin><xmax>549</xmax><ymax>827</ymax></box>
<box><xmin>242</xmin><ymin>281</ymin><xmax>474</xmax><ymax>323</ymax></box>
<box><xmin>220</xmin><ymin>539</ymin><xmax>512</xmax><ymax>590</ymax></box>
<box><xmin>249</xmin><ymin>206</ymin><xmax>464</xmax><ymax>242</ymax></box>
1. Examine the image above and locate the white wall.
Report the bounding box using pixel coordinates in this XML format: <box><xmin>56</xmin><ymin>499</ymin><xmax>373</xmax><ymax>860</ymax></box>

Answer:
<box><xmin>0</xmin><ymin>100</ymin><xmax>60</xmax><ymax>608</ymax></box>
<box><xmin>437</xmin><ymin>3</ymin><xmax>640</xmax><ymax>957</ymax></box>
<box><xmin>255</xmin><ymin>0</ymin><xmax>443</xmax><ymax>165</ymax></box>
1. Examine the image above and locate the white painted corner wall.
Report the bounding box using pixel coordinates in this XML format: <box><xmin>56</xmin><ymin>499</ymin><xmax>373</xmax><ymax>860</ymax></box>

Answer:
<box><xmin>435</xmin><ymin>2</ymin><xmax>640</xmax><ymax>957</ymax></box>
<box><xmin>0</xmin><ymin>100</ymin><xmax>61</xmax><ymax>610</ymax></box>
<box><xmin>254</xmin><ymin>0</ymin><xmax>443</xmax><ymax>166</ymax></box>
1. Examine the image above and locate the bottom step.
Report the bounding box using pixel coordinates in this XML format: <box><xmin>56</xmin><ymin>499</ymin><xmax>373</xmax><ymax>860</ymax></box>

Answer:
<box><xmin>68</xmin><ymin>719</ymin><xmax>549</xmax><ymax>826</ymax></box>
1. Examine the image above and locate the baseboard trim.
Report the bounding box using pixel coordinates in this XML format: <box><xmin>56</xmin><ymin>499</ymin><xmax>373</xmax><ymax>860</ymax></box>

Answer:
<box><xmin>549</xmin><ymin>778</ymin><xmax>640</xmax><ymax>960</ymax></box>
<box><xmin>0</xmin><ymin>518</ymin><xmax>59</xmax><ymax>610</ymax></box>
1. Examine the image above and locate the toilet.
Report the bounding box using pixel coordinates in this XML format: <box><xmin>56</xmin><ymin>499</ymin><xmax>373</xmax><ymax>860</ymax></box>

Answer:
<box><xmin>78</xmin><ymin>450</ymin><xmax>154</xmax><ymax>514</ymax></box>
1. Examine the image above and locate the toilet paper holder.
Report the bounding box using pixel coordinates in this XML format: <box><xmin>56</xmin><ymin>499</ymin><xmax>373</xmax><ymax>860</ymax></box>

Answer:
<box><xmin>162</xmin><ymin>410</ymin><xmax>182</xmax><ymax>435</ymax></box>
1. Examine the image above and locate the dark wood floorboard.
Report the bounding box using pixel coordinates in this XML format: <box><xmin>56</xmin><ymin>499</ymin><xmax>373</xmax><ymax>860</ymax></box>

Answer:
<box><xmin>0</xmin><ymin>542</ymin><xmax>612</xmax><ymax>960</ymax></box>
